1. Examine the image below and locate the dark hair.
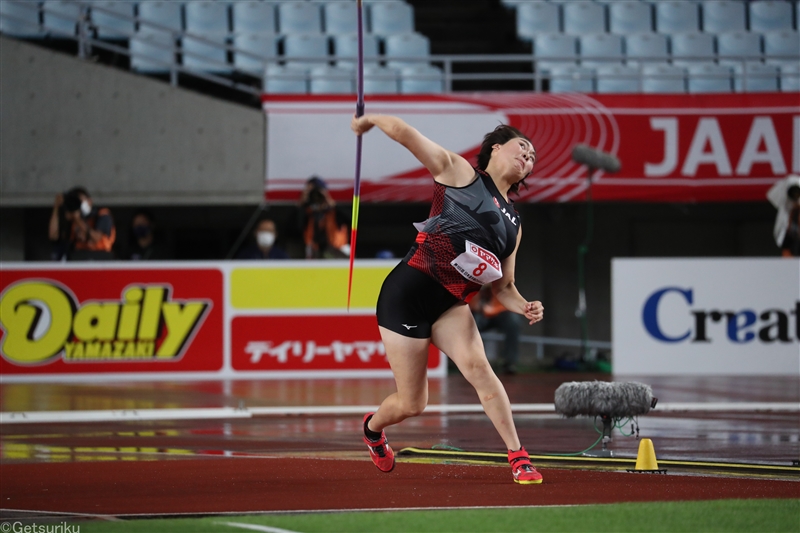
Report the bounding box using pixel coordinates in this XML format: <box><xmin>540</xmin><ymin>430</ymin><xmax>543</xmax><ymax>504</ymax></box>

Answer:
<box><xmin>476</xmin><ymin>125</ymin><xmax>534</xmax><ymax>195</ymax></box>
<box><xmin>131</xmin><ymin>209</ymin><xmax>155</xmax><ymax>226</ymax></box>
<box><xmin>63</xmin><ymin>186</ymin><xmax>89</xmax><ymax>212</ymax></box>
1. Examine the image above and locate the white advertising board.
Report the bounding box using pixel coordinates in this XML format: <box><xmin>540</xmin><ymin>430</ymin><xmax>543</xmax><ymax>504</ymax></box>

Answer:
<box><xmin>612</xmin><ymin>258</ymin><xmax>800</xmax><ymax>376</ymax></box>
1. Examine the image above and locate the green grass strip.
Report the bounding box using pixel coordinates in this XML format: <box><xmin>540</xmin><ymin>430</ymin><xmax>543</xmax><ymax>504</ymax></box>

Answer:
<box><xmin>77</xmin><ymin>498</ymin><xmax>800</xmax><ymax>533</ymax></box>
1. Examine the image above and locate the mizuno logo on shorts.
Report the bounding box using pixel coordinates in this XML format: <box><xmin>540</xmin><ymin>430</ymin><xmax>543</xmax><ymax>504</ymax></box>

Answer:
<box><xmin>402</xmin><ymin>324</ymin><xmax>418</xmax><ymax>330</ymax></box>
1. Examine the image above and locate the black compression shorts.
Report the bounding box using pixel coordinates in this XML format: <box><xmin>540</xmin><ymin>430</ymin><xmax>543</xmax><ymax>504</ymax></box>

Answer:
<box><xmin>377</xmin><ymin>261</ymin><xmax>462</xmax><ymax>339</ymax></box>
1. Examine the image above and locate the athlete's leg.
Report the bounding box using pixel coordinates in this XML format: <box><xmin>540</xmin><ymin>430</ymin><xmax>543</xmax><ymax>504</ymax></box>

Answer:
<box><xmin>367</xmin><ymin>326</ymin><xmax>431</xmax><ymax>433</ymax></box>
<box><xmin>431</xmin><ymin>304</ymin><xmax>521</xmax><ymax>451</ymax></box>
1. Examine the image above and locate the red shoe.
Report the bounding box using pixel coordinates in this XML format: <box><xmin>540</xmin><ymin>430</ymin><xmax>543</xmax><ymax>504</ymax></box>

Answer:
<box><xmin>363</xmin><ymin>412</ymin><xmax>395</xmax><ymax>473</ymax></box>
<box><xmin>508</xmin><ymin>447</ymin><xmax>543</xmax><ymax>484</ymax></box>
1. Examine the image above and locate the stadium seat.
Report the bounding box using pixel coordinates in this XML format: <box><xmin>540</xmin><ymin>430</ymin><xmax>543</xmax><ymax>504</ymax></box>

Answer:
<box><xmin>90</xmin><ymin>1</ymin><xmax>135</xmax><ymax>40</ymax></box>
<box><xmin>332</xmin><ymin>32</ymin><xmax>380</xmax><ymax>67</ymax></box>
<box><xmin>363</xmin><ymin>65</ymin><xmax>399</xmax><ymax>94</ymax></box>
<box><xmin>323</xmin><ymin>2</ymin><xmax>358</xmax><ymax>34</ymax></box>
<box><xmin>369</xmin><ymin>1</ymin><xmax>414</xmax><ymax>35</ymax></box>
<box><xmin>563</xmin><ymin>1</ymin><xmax>606</xmax><ymax>34</ymax></box>
<box><xmin>596</xmin><ymin>64</ymin><xmax>640</xmax><ymax>93</ymax></box>
<box><xmin>608</xmin><ymin>2</ymin><xmax>652</xmax><ymax>34</ymax></box>
<box><xmin>1</xmin><ymin>0</ymin><xmax>44</xmax><ymax>38</ymax></box>
<box><xmin>625</xmin><ymin>33</ymin><xmax>669</xmax><ymax>65</ymax></box>
<box><xmin>182</xmin><ymin>33</ymin><xmax>230</xmax><ymax>74</ymax></box>
<box><xmin>400</xmin><ymin>64</ymin><xmax>444</xmax><ymax>94</ymax></box>
<box><xmin>749</xmin><ymin>1</ymin><xmax>794</xmax><ymax>32</ymax></box>
<box><xmin>264</xmin><ymin>64</ymin><xmax>307</xmax><ymax>94</ymax></box>
<box><xmin>732</xmin><ymin>61</ymin><xmax>780</xmax><ymax>92</ymax></box>
<box><xmin>580</xmin><ymin>33</ymin><xmax>623</xmax><ymax>67</ymax></box>
<box><xmin>763</xmin><ymin>30</ymin><xmax>800</xmax><ymax>65</ymax></box>
<box><xmin>42</xmin><ymin>0</ymin><xmax>81</xmax><ymax>37</ymax></box>
<box><xmin>534</xmin><ymin>33</ymin><xmax>578</xmax><ymax>72</ymax></box>
<box><xmin>130</xmin><ymin>29</ymin><xmax>176</xmax><ymax>74</ymax></box>
<box><xmin>233</xmin><ymin>33</ymin><xmax>279</xmax><ymax>75</ymax></box>
<box><xmin>549</xmin><ymin>65</ymin><xmax>594</xmax><ymax>93</ymax></box>
<box><xmin>185</xmin><ymin>1</ymin><xmax>229</xmax><ymax>36</ymax></box>
<box><xmin>687</xmin><ymin>63</ymin><xmax>732</xmax><ymax>93</ymax></box>
<box><xmin>779</xmin><ymin>63</ymin><xmax>800</xmax><ymax>91</ymax></box>
<box><xmin>282</xmin><ymin>33</ymin><xmax>330</xmax><ymax>69</ymax></box>
<box><xmin>309</xmin><ymin>65</ymin><xmax>354</xmax><ymax>94</ymax></box>
<box><xmin>641</xmin><ymin>64</ymin><xmax>686</xmax><ymax>93</ymax></box>
<box><xmin>138</xmin><ymin>1</ymin><xmax>183</xmax><ymax>33</ymax></box>
<box><xmin>232</xmin><ymin>1</ymin><xmax>276</xmax><ymax>35</ymax></box>
<box><xmin>701</xmin><ymin>1</ymin><xmax>746</xmax><ymax>33</ymax></box>
<box><xmin>277</xmin><ymin>2</ymin><xmax>322</xmax><ymax>34</ymax></box>
<box><xmin>516</xmin><ymin>2</ymin><xmax>560</xmax><ymax>41</ymax></box>
<box><xmin>655</xmin><ymin>1</ymin><xmax>700</xmax><ymax>33</ymax></box>
<box><xmin>384</xmin><ymin>32</ymin><xmax>430</xmax><ymax>67</ymax></box>
<box><xmin>670</xmin><ymin>32</ymin><xmax>716</xmax><ymax>66</ymax></box>
<box><xmin>716</xmin><ymin>31</ymin><xmax>763</xmax><ymax>66</ymax></box>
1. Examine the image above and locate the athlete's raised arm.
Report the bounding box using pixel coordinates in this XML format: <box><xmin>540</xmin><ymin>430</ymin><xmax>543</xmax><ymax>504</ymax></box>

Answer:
<box><xmin>351</xmin><ymin>114</ymin><xmax>475</xmax><ymax>187</ymax></box>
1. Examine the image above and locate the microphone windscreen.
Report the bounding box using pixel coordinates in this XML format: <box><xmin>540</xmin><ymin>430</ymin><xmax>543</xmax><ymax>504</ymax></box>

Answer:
<box><xmin>571</xmin><ymin>144</ymin><xmax>621</xmax><ymax>173</ymax></box>
<box><xmin>554</xmin><ymin>381</ymin><xmax>653</xmax><ymax>418</ymax></box>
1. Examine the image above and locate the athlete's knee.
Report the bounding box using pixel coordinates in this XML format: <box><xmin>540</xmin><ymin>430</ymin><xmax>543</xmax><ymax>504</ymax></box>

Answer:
<box><xmin>398</xmin><ymin>396</ymin><xmax>427</xmax><ymax>418</ymax></box>
<box><xmin>459</xmin><ymin>357</ymin><xmax>494</xmax><ymax>384</ymax></box>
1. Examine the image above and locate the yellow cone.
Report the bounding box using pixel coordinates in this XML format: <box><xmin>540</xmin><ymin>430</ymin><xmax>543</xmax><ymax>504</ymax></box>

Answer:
<box><xmin>634</xmin><ymin>438</ymin><xmax>659</xmax><ymax>470</ymax></box>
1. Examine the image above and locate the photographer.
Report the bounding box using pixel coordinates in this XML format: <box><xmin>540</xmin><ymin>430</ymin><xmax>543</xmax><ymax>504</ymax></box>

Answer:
<box><xmin>49</xmin><ymin>186</ymin><xmax>116</xmax><ymax>260</ymax></box>
<box><xmin>297</xmin><ymin>176</ymin><xmax>350</xmax><ymax>259</ymax></box>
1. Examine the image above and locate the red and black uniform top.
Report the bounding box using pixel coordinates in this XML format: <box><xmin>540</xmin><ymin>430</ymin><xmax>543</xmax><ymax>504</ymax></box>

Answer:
<box><xmin>403</xmin><ymin>168</ymin><xmax>521</xmax><ymax>301</ymax></box>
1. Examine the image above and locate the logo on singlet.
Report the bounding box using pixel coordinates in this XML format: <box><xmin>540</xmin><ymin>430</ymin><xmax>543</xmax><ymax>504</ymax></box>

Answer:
<box><xmin>402</xmin><ymin>324</ymin><xmax>418</xmax><ymax>330</ymax></box>
<box><xmin>493</xmin><ymin>196</ymin><xmax>501</xmax><ymax>208</ymax></box>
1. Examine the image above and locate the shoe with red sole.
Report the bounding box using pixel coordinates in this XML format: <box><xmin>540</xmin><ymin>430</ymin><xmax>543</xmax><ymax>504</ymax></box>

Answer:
<box><xmin>363</xmin><ymin>412</ymin><xmax>395</xmax><ymax>473</ymax></box>
<box><xmin>508</xmin><ymin>447</ymin><xmax>543</xmax><ymax>484</ymax></box>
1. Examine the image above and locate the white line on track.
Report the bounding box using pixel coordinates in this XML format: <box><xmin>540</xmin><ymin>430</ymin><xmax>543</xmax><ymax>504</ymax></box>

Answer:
<box><xmin>216</xmin><ymin>522</ymin><xmax>300</xmax><ymax>533</ymax></box>
<box><xmin>1</xmin><ymin>402</ymin><xmax>797</xmax><ymax>424</ymax></box>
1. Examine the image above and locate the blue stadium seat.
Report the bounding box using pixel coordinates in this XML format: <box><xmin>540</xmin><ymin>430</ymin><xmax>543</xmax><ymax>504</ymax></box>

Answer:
<box><xmin>363</xmin><ymin>65</ymin><xmax>399</xmax><ymax>94</ymax></box>
<box><xmin>323</xmin><ymin>2</ymin><xmax>358</xmax><ymax>34</ymax></box>
<box><xmin>763</xmin><ymin>30</ymin><xmax>800</xmax><ymax>65</ymax></box>
<box><xmin>282</xmin><ymin>33</ymin><xmax>329</xmax><ymax>69</ymax></box>
<box><xmin>625</xmin><ymin>33</ymin><xmax>669</xmax><ymax>65</ymax></box>
<box><xmin>534</xmin><ymin>33</ymin><xmax>578</xmax><ymax>71</ymax></box>
<box><xmin>779</xmin><ymin>63</ymin><xmax>800</xmax><ymax>91</ymax></box>
<box><xmin>670</xmin><ymin>32</ymin><xmax>716</xmax><ymax>66</ymax></box>
<box><xmin>91</xmin><ymin>1</ymin><xmax>135</xmax><ymax>40</ymax></box>
<box><xmin>332</xmin><ymin>32</ymin><xmax>380</xmax><ymax>67</ymax></box>
<box><xmin>233</xmin><ymin>33</ymin><xmax>279</xmax><ymax>75</ymax></box>
<box><xmin>277</xmin><ymin>2</ymin><xmax>322</xmax><ymax>34</ymax></box>
<box><xmin>264</xmin><ymin>64</ymin><xmax>307</xmax><ymax>94</ymax></box>
<box><xmin>232</xmin><ymin>2</ymin><xmax>277</xmax><ymax>35</ymax></box>
<box><xmin>42</xmin><ymin>0</ymin><xmax>80</xmax><ymax>36</ymax></box>
<box><xmin>596</xmin><ymin>64</ymin><xmax>640</xmax><ymax>93</ymax></box>
<box><xmin>182</xmin><ymin>34</ymin><xmax>231</xmax><ymax>74</ymax></box>
<box><xmin>701</xmin><ymin>1</ymin><xmax>746</xmax><ymax>33</ymax></box>
<box><xmin>580</xmin><ymin>33</ymin><xmax>623</xmax><ymax>67</ymax></box>
<box><xmin>384</xmin><ymin>32</ymin><xmax>430</xmax><ymax>67</ymax></box>
<box><xmin>369</xmin><ymin>1</ymin><xmax>414</xmax><ymax>35</ymax></box>
<box><xmin>749</xmin><ymin>1</ymin><xmax>794</xmax><ymax>32</ymax></box>
<box><xmin>185</xmin><ymin>1</ymin><xmax>229</xmax><ymax>35</ymax></box>
<box><xmin>130</xmin><ymin>29</ymin><xmax>175</xmax><ymax>74</ymax></box>
<box><xmin>138</xmin><ymin>1</ymin><xmax>183</xmax><ymax>33</ymax></box>
<box><xmin>732</xmin><ymin>61</ymin><xmax>780</xmax><ymax>92</ymax></box>
<box><xmin>608</xmin><ymin>1</ymin><xmax>652</xmax><ymax>34</ymax></box>
<box><xmin>655</xmin><ymin>1</ymin><xmax>700</xmax><ymax>34</ymax></box>
<box><xmin>516</xmin><ymin>2</ymin><xmax>560</xmax><ymax>41</ymax></box>
<box><xmin>549</xmin><ymin>65</ymin><xmax>595</xmax><ymax>93</ymax></box>
<box><xmin>309</xmin><ymin>65</ymin><xmax>354</xmax><ymax>94</ymax></box>
<box><xmin>641</xmin><ymin>64</ymin><xmax>686</xmax><ymax>93</ymax></box>
<box><xmin>687</xmin><ymin>63</ymin><xmax>732</xmax><ymax>93</ymax></box>
<box><xmin>400</xmin><ymin>65</ymin><xmax>445</xmax><ymax>94</ymax></box>
<box><xmin>563</xmin><ymin>1</ymin><xmax>605</xmax><ymax>34</ymax></box>
<box><xmin>1</xmin><ymin>0</ymin><xmax>44</xmax><ymax>38</ymax></box>
<box><xmin>716</xmin><ymin>31</ymin><xmax>763</xmax><ymax>65</ymax></box>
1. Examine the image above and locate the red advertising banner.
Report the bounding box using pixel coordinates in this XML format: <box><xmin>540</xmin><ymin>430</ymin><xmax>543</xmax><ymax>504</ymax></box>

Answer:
<box><xmin>231</xmin><ymin>315</ymin><xmax>440</xmax><ymax>371</ymax></box>
<box><xmin>0</xmin><ymin>268</ymin><xmax>224</xmax><ymax>375</ymax></box>
<box><xmin>263</xmin><ymin>92</ymin><xmax>799</xmax><ymax>203</ymax></box>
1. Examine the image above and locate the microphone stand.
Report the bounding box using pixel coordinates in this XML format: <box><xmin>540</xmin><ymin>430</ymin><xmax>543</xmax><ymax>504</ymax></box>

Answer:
<box><xmin>576</xmin><ymin>166</ymin><xmax>596</xmax><ymax>367</ymax></box>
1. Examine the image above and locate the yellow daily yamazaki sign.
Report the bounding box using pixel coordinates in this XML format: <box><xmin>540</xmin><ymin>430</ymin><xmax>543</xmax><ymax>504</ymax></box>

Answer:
<box><xmin>230</xmin><ymin>264</ymin><xmax>394</xmax><ymax>309</ymax></box>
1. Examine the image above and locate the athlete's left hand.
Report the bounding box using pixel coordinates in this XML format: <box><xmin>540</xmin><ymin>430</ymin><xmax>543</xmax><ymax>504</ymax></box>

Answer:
<box><xmin>523</xmin><ymin>301</ymin><xmax>544</xmax><ymax>325</ymax></box>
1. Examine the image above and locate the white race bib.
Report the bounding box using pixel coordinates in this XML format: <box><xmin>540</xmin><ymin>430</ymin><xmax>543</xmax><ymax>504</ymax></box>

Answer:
<box><xmin>451</xmin><ymin>240</ymin><xmax>502</xmax><ymax>284</ymax></box>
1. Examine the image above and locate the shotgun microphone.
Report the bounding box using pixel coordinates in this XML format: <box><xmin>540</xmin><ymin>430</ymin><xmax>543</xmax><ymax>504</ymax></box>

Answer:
<box><xmin>571</xmin><ymin>144</ymin><xmax>621</xmax><ymax>173</ymax></box>
<box><xmin>554</xmin><ymin>381</ymin><xmax>656</xmax><ymax>419</ymax></box>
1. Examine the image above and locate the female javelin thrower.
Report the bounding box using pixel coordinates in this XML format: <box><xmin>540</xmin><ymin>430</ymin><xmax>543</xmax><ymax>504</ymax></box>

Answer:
<box><xmin>351</xmin><ymin>114</ymin><xmax>544</xmax><ymax>484</ymax></box>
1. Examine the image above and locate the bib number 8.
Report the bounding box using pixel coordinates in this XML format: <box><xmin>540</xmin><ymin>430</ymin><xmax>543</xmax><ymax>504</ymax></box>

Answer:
<box><xmin>473</xmin><ymin>263</ymin><xmax>487</xmax><ymax>277</ymax></box>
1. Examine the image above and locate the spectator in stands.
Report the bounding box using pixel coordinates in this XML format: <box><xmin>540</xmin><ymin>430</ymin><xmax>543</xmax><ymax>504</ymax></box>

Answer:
<box><xmin>128</xmin><ymin>209</ymin><xmax>170</xmax><ymax>260</ymax></box>
<box><xmin>470</xmin><ymin>285</ymin><xmax>523</xmax><ymax>375</ymax></box>
<box><xmin>767</xmin><ymin>174</ymin><xmax>800</xmax><ymax>257</ymax></box>
<box><xmin>49</xmin><ymin>186</ymin><xmax>115</xmax><ymax>260</ymax></box>
<box><xmin>236</xmin><ymin>216</ymin><xmax>289</xmax><ymax>260</ymax></box>
<box><xmin>297</xmin><ymin>176</ymin><xmax>350</xmax><ymax>259</ymax></box>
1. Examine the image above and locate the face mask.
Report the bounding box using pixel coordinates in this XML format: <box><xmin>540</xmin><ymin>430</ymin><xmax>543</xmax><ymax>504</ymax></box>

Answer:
<box><xmin>80</xmin><ymin>200</ymin><xmax>92</xmax><ymax>217</ymax></box>
<box><xmin>133</xmin><ymin>225</ymin><xmax>151</xmax><ymax>239</ymax></box>
<box><xmin>257</xmin><ymin>231</ymin><xmax>276</xmax><ymax>248</ymax></box>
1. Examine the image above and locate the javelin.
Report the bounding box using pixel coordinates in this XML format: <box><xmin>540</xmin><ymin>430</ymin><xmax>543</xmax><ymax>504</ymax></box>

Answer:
<box><xmin>347</xmin><ymin>0</ymin><xmax>364</xmax><ymax>311</ymax></box>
